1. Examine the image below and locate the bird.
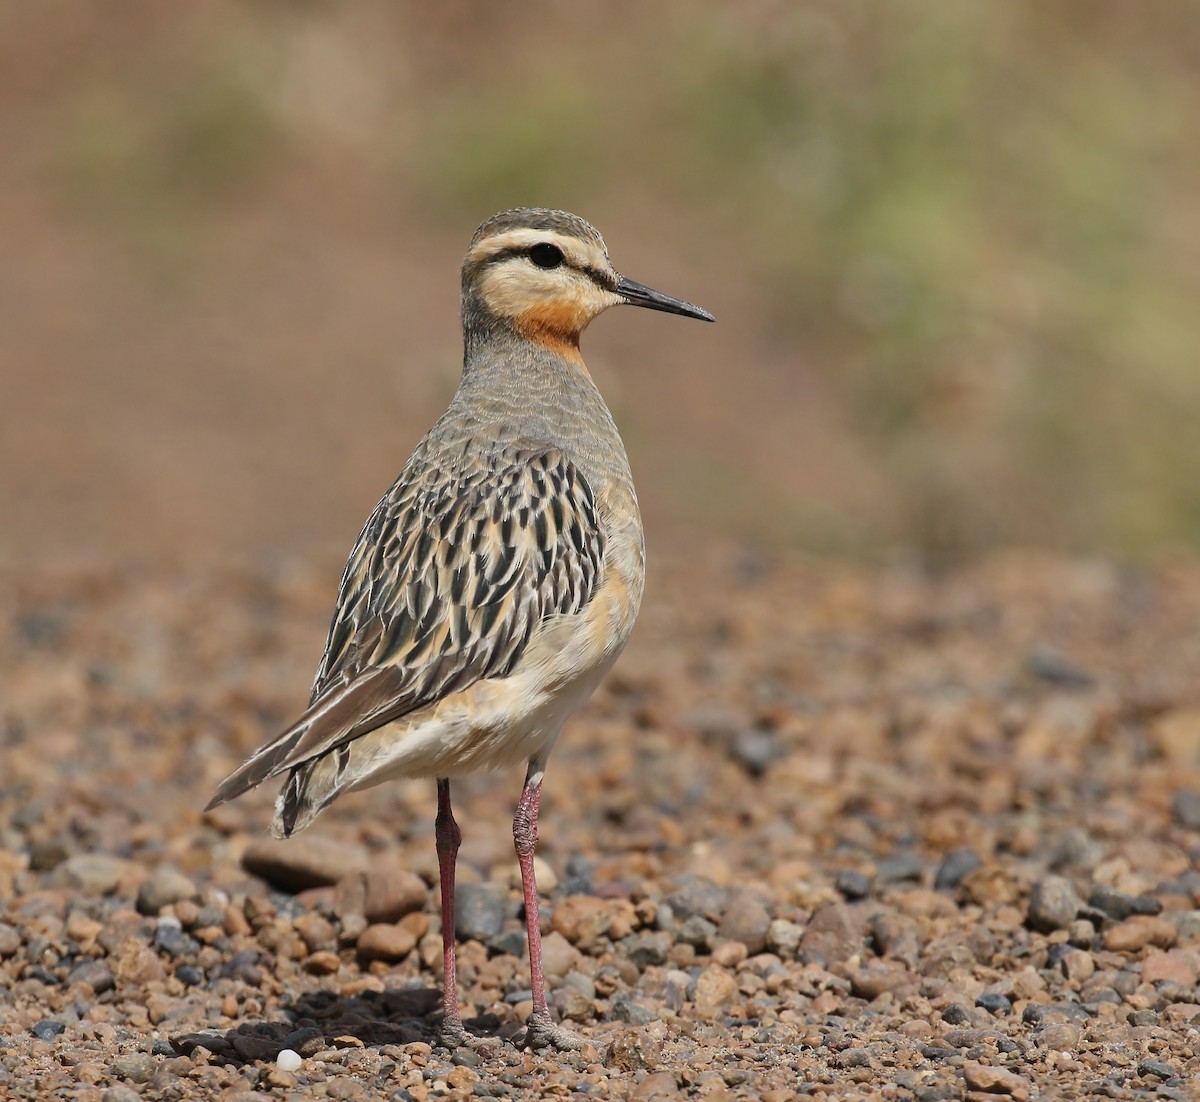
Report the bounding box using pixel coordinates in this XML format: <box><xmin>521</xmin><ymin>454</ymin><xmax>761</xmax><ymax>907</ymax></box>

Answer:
<box><xmin>206</xmin><ymin>207</ymin><xmax>714</xmax><ymax>1051</ymax></box>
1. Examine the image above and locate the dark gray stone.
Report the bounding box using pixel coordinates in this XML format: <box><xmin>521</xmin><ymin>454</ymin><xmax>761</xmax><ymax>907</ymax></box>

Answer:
<box><xmin>1028</xmin><ymin>876</ymin><xmax>1081</xmax><ymax>932</ymax></box>
<box><xmin>934</xmin><ymin>848</ymin><xmax>983</xmax><ymax>891</ymax></box>
<box><xmin>454</xmin><ymin>884</ymin><xmax>505</xmax><ymax>943</ymax></box>
<box><xmin>835</xmin><ymin>869</ymin><xmax>872</xmax><ymax>901</ymax></box>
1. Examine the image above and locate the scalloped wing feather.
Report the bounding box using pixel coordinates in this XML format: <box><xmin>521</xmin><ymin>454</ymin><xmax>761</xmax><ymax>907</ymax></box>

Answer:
<box><xmin>205</xmin><ymin>444</ymin><xmax>606</xmax><ymax>821</ymax></box>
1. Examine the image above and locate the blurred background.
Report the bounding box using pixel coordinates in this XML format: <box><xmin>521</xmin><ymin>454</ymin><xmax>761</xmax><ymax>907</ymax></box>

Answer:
<box><xmin>3</xmin><ymin>1</ymin><xmax>1199</xmax><ymax>568</ymax></box>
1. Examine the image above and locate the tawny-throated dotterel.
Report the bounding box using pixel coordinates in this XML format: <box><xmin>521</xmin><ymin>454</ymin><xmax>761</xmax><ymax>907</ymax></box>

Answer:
<box><xmin>207</xmin><ymin>207</ymin><xmax>713</xmax><ymax>1050</ymax></box>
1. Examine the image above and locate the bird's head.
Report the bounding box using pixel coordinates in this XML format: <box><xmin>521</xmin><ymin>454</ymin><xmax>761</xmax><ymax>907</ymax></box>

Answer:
<box><xmin>461</xmin><ymin>208</ymin><xmax>713</xmax><ymax>357</ymax></box>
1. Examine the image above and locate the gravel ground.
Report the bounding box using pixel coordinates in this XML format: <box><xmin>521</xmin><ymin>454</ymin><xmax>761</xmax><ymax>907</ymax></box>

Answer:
<box><xmin>3</xmin><ymin>549</ymin><xmax>1200</xmax><ymax>1100</ymax></box>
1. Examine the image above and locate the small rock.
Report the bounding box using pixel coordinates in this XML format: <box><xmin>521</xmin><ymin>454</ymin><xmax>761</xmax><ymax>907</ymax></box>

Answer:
<box><xmin>1127</xmin><ymin>1008</ymin><xmax>1158</xmax><ymax>1026</ymax></box>
<box><xmin>605</xmin><ymin>1030</ymin><xmax>656</xmax><ymax>1072</ymax></box>
<box><xmin>941</xmin><ymin>1004</ymin><xmax>971</xmax><ymax>1026</ymax></box>
<box><xmin>766</xmin><ymin>918</ymin><xmax>802</xmax><ymax>959</ymax></box>
<box><xmin>838</xmin><ymin>1048</ymin><xmax>871</xmax><ymax>1069</ymax></box>
<box><xmin>848</xmin><ymin>963</ymin><xmax>914</xmax><ymax>1000</ymax></box>
<box><xmin>663</xmin><ymin>879</ymin><xmax>728</xmax><ymax>921</ymax></box>
<box><xmin>447</xmin><ymin>1065</ymin><xmax>479</xmax><ymax>1090</ymax></box>
<box><xmin>676</xmin><ymin>915</ymin><xmax>717</xmax><ymax>950</ymax></box>
<box><xmin>934</xmin><ymin>848</ymin><xmax>983</xmax><ymax>891</ymax></box>
<box><xmin>876</xmin><ymin>852</ymin><xmax>924</xmax><ymax>883</ymax></box>
<box><xmin>67</xmin><ymin>960</ymin><xmax>115</xmax><ymax>993</ymax></box>
<box><xmin>1138</xmin><ymin>1060</ymin><xmax>1176</xmax><ymax>1080</ymax></box>
<box><xmin>363</xmin><ymin>863</ymin><xmax>428</xmax><ymax>924</ymax></box>
<box><xmin>1055</xmin><ymin>949</ymin><xmax>1091</xmax><ymax>983</ymax></box>
<box><xmin>711</xmin><ymin>940</ymin><xmax>747</xmax><ymax>968</ymax></box>
<box><xmin>799</xmin><ymin>902</ymin><xmax>868</xmax><ymax>965</ymax></box>
<box><xmin>1035</xmin><ymin>1022</ymin><xmax>1080</xmax><ymax>1051</ymax></box>
<box><xmin>631</xmin><ymin>1070</ymin><xmax>679</xmax><ymax>1099</ymax></box>
<box><xmin>0</xmin><ymin>923</ymin><xmax>20</xmax><ymax>956</ymax></box>
<box><xmin>1173</xmin><ymin>789</ymin><xmax>1200</xmax><ymax>830</ymax></box>
<box><xmin>357</xmin><ymin>923</ymin><xmax>417</xmax><ymax>962</ymax></box>
<box><xmin>959</xmin><ymin>865</ymin><xmax>1019</xmax><ymax>907</ymax></box>
<box><xmin>276</xmin><ymin>1048</ymin><xmax>303</xmax><ymax>1072</ymax></box>
<box><xmin>834</xmin><ymin>869</ymin><xmax>872</xmax><ymax>901</ymax></box>
<box><xmin>293</xmin><ymin>912</ymin><xmax>337</xmax><ymax>952</ymax></box>
<box><xmin>49</xmin><ymin>854</ymin><xmax>129</xmax><ymax>896</ymax></box>
<box><xmin>454</xmin><ymin>883</ymin><xmax>505</xmax><ymax>942</ymax></box>
<box><xmin>1088</xmin><ymin>885</ymin><xmax>1161</xmax><ymax>922</ymax></box>
<box><xmin>975</xmin><ymin>993</ymin><xmax>1011</xmax><ymax>1016</ymax></box>
<box><xmin>550</xmin><ymin>985</ymin><xmax>593</xmax><ymax>1023</ymax></box>
<box><xmin>731</xmin><ymin>728</ymin><xmax>783</xmax><ymax>776</ymax></box>
<box><xmin>102</xmin><ymin>1087</ymin><xmax>143</xmax><ymax>1102</ymax></box>
<box><xmin>110</xmin><ymin>1053</ymin><xmax>156</xmax><ymax>1083</ymax></box>
<box><xmin>136</xmin><ymin>867</ymin><xmax>199</xmax><ymax>915</ymax></box>
<box><xmin>1027</xmin><ymin>876</ymin><xmax>1081</xmax><ymax>933</ymax></box>
<box><xmin>242</xmin><ymin>836</ymin><xmax>370</xmax><ymax>893</ymax></box>
<box><xmin>1141</xmin><ymin>948</ymin><xmax>1200</xmax><ymax>986</ymax></box>
<box><xmin>487</xmin><ymin>929</ymin><xmax>527</xmax><ymax>957</ymax></box>
<box><xmin>539</xmin><ymin>931</ymin><xmax>580</xmax><ymax>979</ymax></box>
<box><xmin>621</xmin><ymin>931</ymin><xmax>672</xmax><ymax>970</ymax></box>
<box><xmin>692</xmin><ymin>968</ymin><xmax>740</xmax><ymax>1016</ymax></box>
<box><xmin>31</xmin><ymin>1020</ymin><xmax>66</xmax><ymax>1041</ymax></box>
<box><xmin>282</xmin><ymin>1027</ymin><xmax>325</xmax><ymax>1056</ymax></box>
<box><xmin>962</xmin><ymin>1062</ymin><xmax>1030</xmax><ymax>1099</ymax></box>
<box><xmin>1105</xmin><ymin>915</ymin><xmax>1176</xmax><ymax>953</ymax></box>
<box><xmin>717</xmin><ymin>893</ymin><xmax>771</xmax><ymax>954</ymax></box>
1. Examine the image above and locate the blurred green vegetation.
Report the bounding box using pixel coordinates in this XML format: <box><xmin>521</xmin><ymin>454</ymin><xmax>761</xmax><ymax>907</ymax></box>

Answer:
<box><xmin>12</xmin><ymin>0</ymin><xmax>1200</xmax><ymax>559</ymax></box>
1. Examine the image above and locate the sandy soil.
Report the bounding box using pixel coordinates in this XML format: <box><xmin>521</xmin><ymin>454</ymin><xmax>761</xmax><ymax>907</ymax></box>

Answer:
<box><xmin>3</xmin><ymin>548</ymin><xmax>1200</xmax><ymax>1099</ymax></box>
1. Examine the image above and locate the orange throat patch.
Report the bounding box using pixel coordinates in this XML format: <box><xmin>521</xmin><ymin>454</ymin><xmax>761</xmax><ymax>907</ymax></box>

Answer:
<box><xmin>513</xmin><ymin>303</ymin><xmax>588</xmax><ymax>367</ymax></box>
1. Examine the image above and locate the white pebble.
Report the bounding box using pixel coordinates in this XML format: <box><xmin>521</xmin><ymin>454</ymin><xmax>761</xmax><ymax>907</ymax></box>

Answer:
<box><xmin>276</xmin><ymin>1049</ymin><xmax>303</xmax><ymax>1072</ymax></box>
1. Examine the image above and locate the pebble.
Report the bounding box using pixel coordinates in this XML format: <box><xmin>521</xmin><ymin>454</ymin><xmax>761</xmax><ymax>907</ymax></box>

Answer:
<box><xmin>357</xmin><ymin>923</ymin><xmax>417</xmax><ymax>961</ymax></box>
<box><xmin>67</xmin><ymin>960</ymin><xmax>115</xmax><ymax>993</ymax></box>
<box><xmin>537</xmin><ymin>931</ymin><xmax>580</xmax><ymax>979</ymax></box>
<box><xmin>1104</xmin><ymin>915</ymin><xmax>1176</xmax><ymax>952</ymax></box>
<box><xmin>962</xmin><ymin>1062</ymin><xmax>1030</xmax><ymax>1099</ymax></box>
<box><xmin>693</xmin><ymin>968</ymin><xmax>740</xmax><ymax>1015</ymax></box>
<box><xmin>663</xmin><ymin>879</ymin><xmax>728</xmax><ymax>921</ymax></box>
<box><xmin>677</xmin><ymin>915</ymin><xmax>717</xmax><ymax>950</ymax></box>
<box><xmin>363</xmin><ymin>863</ymin><xmax>428</xmax><ymax>923</ymax></box>
<box><xmin>241</xmin><ymin>836</ymin><xmax>370</xmax><ymax>892</ymax></box>
<box><xmin>276</xmin><ymin>1049</ymin><xmax>303</xmax><ymax>1072</ymax></box>
<box><xmin>1027</xmin><ymin>876</ymin><xmax>1081</xmax><ymax>932</ymax></box>
<box><xmin>0</xmin><ymin>923</ymin><xmax>22</xmax><ymax>956</ymax></box>
<box><xmin>716</xmin><ymin>893</ymin><xmax>771</xmax><ymax>954</ymax></box>
<box><xmin>1088</xmin><ymin>885</ymin><xmax>1161</xmax><ymax>921</ymax></box>
<box><xmin>765</xmin><ymin>918</ymin><xmax>803</xmax><ymax>959</ymax></box>
<box><xmin>1035</xmin><ymin>1022</ymin><xmax>1080</xmax><ymax>1050</ymax></box>
<box><xmin>834</xmin><ymin>869</ymin><xmax>872</xmax><ymax>901</ymax></box>
<box><xmin>1138</xmin><ymin>1060</ymin><xmax>1176</xmax><ymax>1080</ymax></box>
<box><xmin>109</xmin><ymin>1053</ymin><xmax>156</xmax><ymax>1083</ymax></box>
<box><xmin>49</xmin><ymin>854</ymin><xmax>128</xmax><ymax>896</ymax></box>
<box><xmin>31</xmin><ymin>1020</ymin><xmax>65</xmax><ymax>1041</ymax></box>
<box><xmin>136</xmin><ymin>867</ymin><xmax>199</xmax><ymax>915</ymax></box>
<box><xmin>102</xmin><ymin>1087</ymin><xmax>143</xmax><ymax>1102</ymax></box>
<box><xmin>1141</xmin><ymin>948</ymin><xmax>1200</xmax><ymax>986</ymax></box>
<box><xmin>621</xmin><ymin>930</ymin><xmax>671</xmax><ymax>969</ymax></box>
<box><xmin>799</xmin><ymin>902</ymin><xmax>868</xmax><ymax>965</ymax></box>
<box><xmin>934</xmin><ymin>847</ymin><xmax>982</xmax><ymax>890</ymax></box>
<box><xmin>453</xmin><ymin>883</ymin><xmax>505</xmax><ymax>942</ymax></box>
<box><xmin>975</xmin><ymin>993</ymin><xmax>1011</xmax><ymax>1015</ymax></box>
<box><xmin>1172</xmin><ymin>789</ymin><xmax>1200</xmax><ymax>830</ymax></box>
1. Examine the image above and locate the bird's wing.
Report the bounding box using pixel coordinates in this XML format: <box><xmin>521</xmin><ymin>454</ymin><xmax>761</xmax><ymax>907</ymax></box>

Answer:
<box><xmin>206</xmin><ymin>443</ymin><xmax>606</xmax><ymax>810</ymax></box>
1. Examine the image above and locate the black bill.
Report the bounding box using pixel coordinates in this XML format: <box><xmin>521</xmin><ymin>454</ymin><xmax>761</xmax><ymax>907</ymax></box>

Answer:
<box><xmin>616</xmin><ymin>276</ymin><xmax>715</xmax><ymax>322</ymax></box>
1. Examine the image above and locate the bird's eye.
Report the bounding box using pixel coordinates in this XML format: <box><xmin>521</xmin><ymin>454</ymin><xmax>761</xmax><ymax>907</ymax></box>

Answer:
<box><xmin>528</xmin><ymin>243</ymin><xmax>564</xmax><ymax>269</ymax></box>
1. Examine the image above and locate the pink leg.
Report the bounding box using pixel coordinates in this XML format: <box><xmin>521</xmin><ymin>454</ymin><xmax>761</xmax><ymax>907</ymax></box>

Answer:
<box><xmin>514</xmin><ymin>767</ymin><xmax>585</xmax><ymax>1051</ymax></box>
<box><xmin>435</xmin><ymin>778</ymin><xmax>468</xmax><ymax>1046</ymax></box>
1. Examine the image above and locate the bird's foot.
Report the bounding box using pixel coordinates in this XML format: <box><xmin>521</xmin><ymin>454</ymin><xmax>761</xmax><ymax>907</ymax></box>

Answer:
<box><xmin>524</xmin><ymin>1013</ymin><xmax>587</xmax><ymax>1052</ymax></box>
<box><xmin>436</xmin><ymin>1020</ymin><xmax>502</xmax><ymax>1058</ymax></box>
<box><xmin>437</xmin><ymin>1019</ymin><xmax>473</xmax><ymax>1049</ymax></box>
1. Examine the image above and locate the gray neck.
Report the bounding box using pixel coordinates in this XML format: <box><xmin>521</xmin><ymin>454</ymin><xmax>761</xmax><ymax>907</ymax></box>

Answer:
<box><xmin>448</xmin><ymin>321</ymin><xmax>632</xmax><ymax>490</ymax></box>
